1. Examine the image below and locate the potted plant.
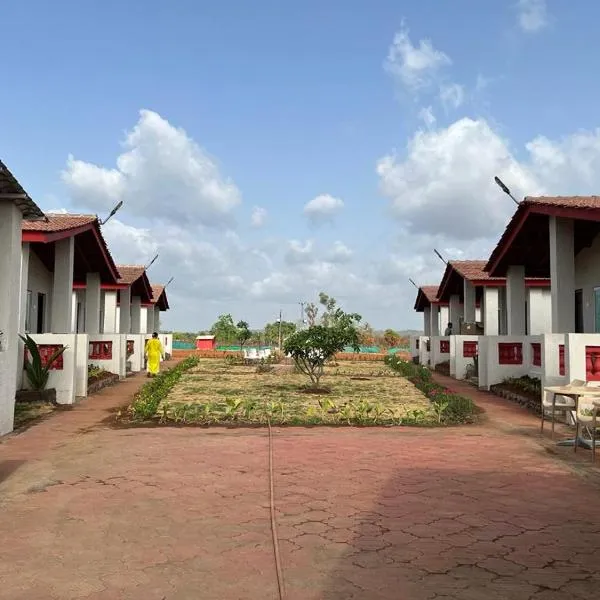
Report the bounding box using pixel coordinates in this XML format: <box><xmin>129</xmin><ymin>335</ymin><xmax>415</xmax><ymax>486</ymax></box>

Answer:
<box><xmin>16</xmin><ymin>334</ymin><xmax>67</xmax><ymax>404</ymax></box>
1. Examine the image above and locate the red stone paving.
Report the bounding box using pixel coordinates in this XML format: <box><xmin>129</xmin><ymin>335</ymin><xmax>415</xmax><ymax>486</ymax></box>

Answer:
<box><xmin>1</xmin><ymin>365</ymin><xmax>600</xmax><ymax>598</ymax></box>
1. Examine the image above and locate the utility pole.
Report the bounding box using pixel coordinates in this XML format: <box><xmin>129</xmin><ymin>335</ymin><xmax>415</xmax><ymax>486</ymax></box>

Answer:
<box><xmin>278</xmin><ymin>309</ymin><xmax>283</xmax><ymax>351</ymax></box>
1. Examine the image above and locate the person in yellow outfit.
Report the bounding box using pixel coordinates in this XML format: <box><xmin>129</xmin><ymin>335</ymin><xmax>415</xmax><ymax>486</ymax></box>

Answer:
<box><xmin>144</xmin><ymin>332</ymin><xmax>165</xmax><ymax>378</ymax></box>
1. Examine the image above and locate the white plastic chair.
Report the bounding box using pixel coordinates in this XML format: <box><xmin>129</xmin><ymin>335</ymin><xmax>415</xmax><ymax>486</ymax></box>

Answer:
<box><xmin>541</xmin><ymin>379</ymin><xmax>585</xmax><ymax>438</ymax></box>
<box><xmin>574</xmin><ymin>396</ymin><xmax>600</xmax><ymax>461</ymax></box>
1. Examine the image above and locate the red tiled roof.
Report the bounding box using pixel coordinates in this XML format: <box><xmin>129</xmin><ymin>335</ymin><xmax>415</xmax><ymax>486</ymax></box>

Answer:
<box><xmin>0</xmin><ymin>159</ymin><xmax>45</xmax><ymax>220</ymax></box>
<box><xmin>151</xmin><ymin>284</ymin><xmax>169</xmax><ymax>311</ymax></box>
<box><xmin>449</xmin><ymin>260</ymin><xmax>504</xmax><ymax>283</ymax></box>
<box><xmin>151</xmin><ymin>284</ymin><xmax>164</xmax><ymax>301</ymax></box>
<box><xmin>117</xmin><ymin>265</ymin><xmax>146</xmax><ymax>285</ymax></box>
<box><xmin>420</xmin><ymin>286</ymin><xmax>439</xmax><ymax>303</ymax></box>
<box><xmin>486</xmin><ymin>196</ymin><xmax>600</xmax><ymax>276</ymax></box>
<box><xmin>22</xmin><ymin>213</ymin><xmax>96</xmax><ymax>232</ymax></box>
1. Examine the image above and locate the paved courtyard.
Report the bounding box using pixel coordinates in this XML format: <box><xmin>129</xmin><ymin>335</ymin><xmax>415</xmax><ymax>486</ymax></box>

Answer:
<box><xmin>1</xmin><ymin>368</ymin><xmax>600</xmax><ymax>599</ymax></box>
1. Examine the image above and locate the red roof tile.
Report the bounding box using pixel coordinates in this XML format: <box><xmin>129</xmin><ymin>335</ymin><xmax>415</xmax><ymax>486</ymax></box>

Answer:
<box><xmin>117</xmin><ymin>265</ymin><xmax>146</xmax><ymax>285</ymax></box>
<box><xmin>420</xmin><ymin>286</ymin><xmax>439</xmax><ymax>303</ymax></box>
<box><xmin>151</xmin><ymin>284</ymin><xmax>169</xmax><ymax>310</ymax></box>
<box><xmin>523</xmin><ymin>196</ymin><xmax>600</xmax><ymax>209</ymax></box>
<box><xmin>449</xmin><ymin>260</ymin><xmax>504</xmax><ymax>282</ymax></box>
<box><xmin>22</xmin><ymin>213</ymin><xmax>96</xmax><ymax>232</ymax></box>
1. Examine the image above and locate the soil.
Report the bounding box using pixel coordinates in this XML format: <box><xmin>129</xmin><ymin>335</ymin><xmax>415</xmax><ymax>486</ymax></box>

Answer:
<box><xmin>350</xmin><ymin>377</ymin><xmax>372</xmax><ymax>381</ymax></box>
<box><xmin>300</xmin><ymin>387</ymin><xmax>332</xmax><ymax>395</ymax></box>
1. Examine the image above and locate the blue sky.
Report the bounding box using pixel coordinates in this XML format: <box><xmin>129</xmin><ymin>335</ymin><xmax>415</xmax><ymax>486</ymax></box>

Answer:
<box><xmin>3</xmin><ymin>0</ymin><xmax>600</xmax><ymax>331</ymax></box>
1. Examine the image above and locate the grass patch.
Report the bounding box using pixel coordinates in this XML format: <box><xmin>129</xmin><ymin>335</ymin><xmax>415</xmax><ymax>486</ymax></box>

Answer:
<box><xmin>13</xmin><ymin>402</ymin><xmax>57</xmax><ymax>430</ymax></box>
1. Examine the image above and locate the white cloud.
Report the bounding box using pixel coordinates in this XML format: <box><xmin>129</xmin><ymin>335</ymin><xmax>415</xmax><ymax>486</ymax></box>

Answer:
<box><xmin>285</xmin><ymin>240</ymin><xmax>314</xmax><ymax>265</ymax></box>
<box><xmin>62</xmin><ymin>109</ymin><xmax>241</xmax><ymax>228</ymax></box>
<box><xmin>418</xmin><ymin>106</ymin><xmax>436</xmax><ymax>127</ymax></box>
<box><xmin>517</xmin><ymin>0</ymin><xmax>549</xmax><ymax>33</ymax></box>
<box><xmin>384</xmin><ymin>23</ymin><xmax>451</xmax><ymax>92</ymax></box>
<box><xmin>303</xmin><ymin>194</ymin><xmax>344</xmax><ymax>223</ymax></box>
<box><xmin>250</xmin><ymin>206</ymin><xmax>267</xmax><ymax>227</ymax></box>
<box><xmin>440</xmin><ymin>83</ymin><xmax>465</xmax><ymax>110</ymax></box>
<box><xmin>327</xmin><ymin>241</ymin><xmax>353</xmax><ymax>263</ymax></box>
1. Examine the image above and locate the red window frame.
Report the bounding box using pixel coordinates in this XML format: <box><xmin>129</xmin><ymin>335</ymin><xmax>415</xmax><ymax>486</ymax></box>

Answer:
<box><xmin>586</xmin><ymin>346</ymin><xmax>600</xmax><ymax>381</ymax></box>
<box><xmin>498</xmin><ymin>342</ymin><xmax>523</xmax><ymax>365</ymax></box>
<box><xmin>440</xmin><ymin>340</ymin><xmax>450</xmax><ymax>354</ymax></box>
<box><xmin>531</xmin><ymin>343</ymin><xmax>541</xmax><ymax>367</ymax></box>
<box><xmin>463</xmin><ymin>341</ymin><xmax>477</xmax><ymax>358</ymax></box>
<box><xmin>559</xmin><ymin>344</ymin><xmax>566</xmax><ymax>376</ymax></box>
<box><xmin>89</xmin><ymin>341</ymin><xmax>113</xmax><ymax>360</ymax></box>
<box><xmin>24</xmin><ymin>344</ymin><xmax>64</xmax><ymax>370</ymax></box>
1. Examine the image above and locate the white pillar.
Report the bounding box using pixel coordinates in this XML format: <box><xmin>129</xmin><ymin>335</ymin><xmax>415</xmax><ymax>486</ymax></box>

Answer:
<box><xmin>430</xmin><ymin>304</ymin><xmax>440</xmax><ymax>336</ymax></box>
<box><xmin>463</xmin><ymin>281</ymin><xmax>476</xmax><ymax>323</ymax></box>
<box><xmin>449</xmin><ymin>294</ymin><xmax>461</xmax><ymax>333</ymax></box>
<box><xmin>119</xmin><ymin>288</ymin><xmax>131</xmax><ymax>334</ymax></box>
<box><xmin>18</xmin><ymin>243</ymin><xmax>30</xmax><ymax>333</ymax></box>
<box><xmin>84</xmin><ymin>273</ymin><xmax>101</xmax><ymax>334</ymax></box>
<box><xmin>0</xmin><ymin>204</ymin><xmax>22</xmax><ymax>434</ymax></box>
<box><xmin>131</xmin><ymin>295</ymin><xmax>142</xmax><ymax>334</ymax></box>
<box><xmin>146</xmin><ymin>306</ymin><xmax>155</xmax><ymax>333</ymax></box>
<box><xmin>103</xmin><ymin>291</ymin><xmax>118</xmax><ymax>333</ymax></box>
<box><xmin>439</xmin><ymin>306</ymin><xmax>449</xmax><ymax>334</ymax></box>
<box><xmin>140</xmin><ymin>306</ymin><xmax>148</xmax><ymax>334</ymax></box>
<box><xmin>51</xmin><ymin>237</ymin><xmax>74</xmax><ymax>333</ymax></box>
<box><xmin>507</xmin><ymin>265</ymin><xmax>526</xmax><ymax>335</ymax></box>
<box><xmin>549</xmin><ymin>216</ymin><xmax>575</xmax><ymax>333</ymax></box>
<box><xmin>483</xmin><ymin>287</ymin><xmax>499</xmax><ymax>335</ymax></box>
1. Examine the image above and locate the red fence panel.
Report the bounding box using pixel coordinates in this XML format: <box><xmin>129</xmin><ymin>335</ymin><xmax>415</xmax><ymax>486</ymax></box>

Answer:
<box><xmin>440</xmin><ymin>340</ymin><xmax>450</xmax><ymax>354</ymax></box>
<box><xmin>463</xmin><ymin>341</ymin><xmax>478</xmax><ymax>358</ymax></box>
<box><xmin>89</xmin><ymin>341</ymin><xmax>113</xmax><ymax>360</ymax></box>
<box><xmin>586</xmin><ymin>346</ymin><xmax>600</xmax><ymax>381</ymax></box>
<box><xmin>498</xmin><ymin>342</ymin><xmax>523</xmax><ymax>365</ymax></box>
<box><xmin>531</xmin><ymin>343</ymin><xmax>541</xmax><ymax>367</ymax></box>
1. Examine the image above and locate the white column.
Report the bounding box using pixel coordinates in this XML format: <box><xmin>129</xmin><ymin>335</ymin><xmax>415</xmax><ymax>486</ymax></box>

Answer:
<box><xmin>483</xmin><ymin>287</ymin><xmax>499</xmax><ymax>335</ymax></box>
<box><xmin>0</xmin><ymin>204</ymin><xmax>23</xmax><ymax>434</ymax></box>
<box><xmin>119</xmin><ymin>288</ymin><xmax>131</xmax><ymax>334</ymax></box>
<box><xmin>146</xmin><ymin>307</ymin><xmax>155</xmax><ymax>333</ymax></box>
<box><xmin>51</xmin><ymin>237</ymin><xmax>74</xmax><ymax>333</ymax></box>
<box><xmin>18</xmin><ymin>243</ymin><xmax>30</xmax><ymax>333</ymax></box>
<box><xmin>549</xmin><ymin>216</ymin><xmax>575</xmax><ymax>333</ymax></box>
<box><xmin>140</xmin><ymin>306</ymin><xmax>148</xmax><ymax>334</ymax></box>
<box><xmin>449</xmin><ymin>294</ymin><xmax>461</xmax><ymax>332</ymax></box>
<box><xmin>154</xmin><ymin>306</ymin><xmax>161</xmax><ymax>333</ymax></box>
<box><xmin>463</xmin><ymin>281</ymin><xmax>476</xmax><ymax>323</ymax></box>
<box><xmin>439</xmin><ymin>306</ymin><xmax>449</xmax><ymax>334</ymax></box>
<box><xmin>84</xmin><ymin>273</ymin><xmax>101</xmax><ymax>334</ymax></box>
<box><xmin>423</xmin><ymin>306</ymin><xmax>431</xmax><ymax>335</ymax></box>
<box><xmin>131</xmin><ymin>295</ymin><xmax>142</xmax><ymax>334</ymax></box>
<box><xmin>430</xmin><ymin>304</ymin><xmax>440</xmax><ymax>336</ymax></box>
<box><xmin>506</xmin><ymin>265</ymin><xmax>526</xmax><ymax>335</ymax></box>
<box><xmin>103</xmin><ymin>291</ymin><xmax>118</xmax><ymax>333</ymax></box>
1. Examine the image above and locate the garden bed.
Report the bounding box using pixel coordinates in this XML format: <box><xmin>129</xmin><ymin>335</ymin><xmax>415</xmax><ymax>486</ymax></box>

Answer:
<box><xmin>490</xmin><ymin>381</ymin><xmax>542</xmax><ymax>415</ymax></box>
<box><xmin>434</xmin><ymin>361</ymin><xmax>451</xmax><ymax>376</ymax></box>
<box><xmin>119</xmin><ymin>356</ymin><xmax>477</xmax><ymax>427</ymax></box>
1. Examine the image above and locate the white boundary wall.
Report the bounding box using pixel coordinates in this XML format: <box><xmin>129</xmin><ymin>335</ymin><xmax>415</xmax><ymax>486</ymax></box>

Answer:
<box><xmin>430</xmin><ymin>336</ymin><xmax>450</xmax><ymax>368</ymax></box>
<box><xmin>417</xmin><ymin>336</ymin><xmax>430</xmax><ymax>366</ymax></box>
<box><xmin>161</xmin><ymin>333</ymin><xmax>173</xmax><ymax>358</ymax></box>
<box><xmin>75</xmin><ymin>333</ymin><xmax>88</xmax><ymax>398</ymax></box>
<box><xmin>23</xmin><ymin>334</ymin><xmax>78</xmax><ymax>404</ymax></box>
<box><xmin>478</xmin><ymin>336</ymin><xmax>533</xmax><ymax>390</ymax></box>
<box><xmin>410</xmin><ymin>336</ymin><xmax>419</xmax><ymax>360</ymax></box>
<box><xmin>450</xmin><ymin>335</ymin><xmax>480</xmax><ymax>380</ymax></box>
<box><xmin>127</xmin><ymin>334</ymin><xmax>144</xmax><ymax>372</ymax></box>
<box><xmin>88</xmin><ymin>333</ymin><xmax>124</xmax><ymax>378</ymax></box>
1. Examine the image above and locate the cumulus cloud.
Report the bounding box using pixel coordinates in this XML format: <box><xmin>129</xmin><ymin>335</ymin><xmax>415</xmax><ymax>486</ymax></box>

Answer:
<box><xmin>303</xmin><ymin>194</ymin><xmax>344</xmax><ymax>223</ymax></box>
<box><xmin>384</xmin><ymin>23</ymin><xmax>451</xmax><ymax>92</ymax></box>
<box><xmin>418</xmin><ymin>106</ymin><xmax>436</xmax><ymax>127</ymax></box>
<box><xmin>62</xmin><ymin>109</ymin><xmax>241</xmax><ymax>228</ymax></box>
<box><xmin>516</xmin><ymin>0</ymin><xmax>549</xmax><ymax>33</ymax></box>
<box><xmin>440</xmin><ymin>83</ymin><xmax>465</xmax><ymax>110</ymax></box>
<box><xmin>250</xmin><ymin>206</ymin><xmax>267</xmax><ymax>227</ymax></box>
<box><xmin>327</xmin><ymin>241</ymin><xmax>353</xmax><ymax>263</ymax></box>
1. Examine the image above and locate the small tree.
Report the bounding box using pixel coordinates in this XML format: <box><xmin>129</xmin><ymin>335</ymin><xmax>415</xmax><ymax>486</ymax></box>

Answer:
<box><xmin>210</xmin><ymin>314</ymin><xmax>239</xmax><ymax>345</ymax></box>
<box><xmin>284</xmin><ymin>313</ymin><xmax>361</xmax><ymax>388</ymax></box>
<box><xmin>304</xmin><ymin>302</ymin><xmax>319</xmax><ymax>327</ymax></box>
<box><xmin>236</xmin><ymin>320</ymin><xmax>251</xmax><ymax>348</ymax></box>
<box><xmin>383</xmin><ymin>329</ymin><xmax>401</xmax><ymax>349</ymax></box>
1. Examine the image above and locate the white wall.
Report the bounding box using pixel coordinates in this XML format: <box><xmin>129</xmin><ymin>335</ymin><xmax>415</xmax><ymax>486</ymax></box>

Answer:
<box><xmin>162</xmin><ymin>333</ymin><xmax>173</xmax><ymax>357</ymax></box>
<box><xmin>565</xmin><ymin>333</ymin><xmax>600</xmax><ymax>382</ymax></box>
<box><xmin>410</xmin><ymin>335</ymin><xmax>419</xmax><ymax>358</ymax></box>
<box><xmin>127</xmin><ymin>334</ymin><xmax>145</xmax><ymax>372</ymax></box>
<box><xmin>418</xmin><ymin>336</ymin><xmax>430</xmax><ymax>366</ymax></box>
<box><xmin>75</xmin><ymin>333</ymin><xmax>89</xmax><ymax>397</ymax></box>
<box><xmin>88</xmin><ymin>333</ymin><xmax>124</xmax><ymax>378</ymax></box>
<box><xmin>478</xmin><ymin>336</ymin><xmax>532</xmax><ymax>390</ymax></box>
<box><xmin>574</xmin><ymin>232</ymin><xmax>600</xmax><ymax>333</ymax></box>
<box><xmin>0</xmin><ymin>203</ymin><xmax>22</xmax><ymax>435</ymax></box>
<box><xmin>430</xmin><ymin>336</ymin><xmax>450</xmax><ymax>367</ymax></box>
<box><xmin>26</xmin><ymin>248</ymin><xmax>53</xmax><ymax>333</ymax></box>
<box><xmin>22</xmin><ymin>333</ymin><xmax>78</xmax><ymax>404</ymax></box>
<box><xmin>450</xmin><ymin>335</ymin><xmax>479</xmax><ymax>380</ymax></box>
<box><xmin>528</xmin><ymin>288</ymin><xmax>552</xmax><ymax>335</ymax></box>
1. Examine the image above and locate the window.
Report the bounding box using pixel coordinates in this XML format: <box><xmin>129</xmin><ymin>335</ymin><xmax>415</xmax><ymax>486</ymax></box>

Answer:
<box><xmin>36</xmin><ymin>293</ymin><xmax>45</xmax><ymax>334</ymax></box>
<box><xmin>575</xmin><ymin>289</ymin><xmax>583</xmax><ymax>333</ymax></box>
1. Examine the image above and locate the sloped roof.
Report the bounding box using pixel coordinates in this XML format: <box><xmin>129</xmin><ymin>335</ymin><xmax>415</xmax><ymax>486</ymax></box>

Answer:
<box><xmin>486</xmin><ymin>196</ymin><xmax>600</xmax><ymax>277</ymax></box>
<box><xmin>151</xmin><ymin>284</ymin><xmax>169</xmax><ymax>311</ymax></box>
<box><xmin>0</xmin><ymin>159</ymin><xmax>45</xmax><ymax>220</ymax></box>
<box><xmin>22</xmin><ymin>213</ymin><xmax>120</xmax><ymax>283</ymax></box>
<box><xmin>450</xmin><ymin>260</ymin><xmax>504</xmax><ymax>283</ymax></box>
<box><xmin>116</xmin><ymin>264</ymin><xmax>153</xmax><ymax>303</ymax></box>
<box><xmin>22</xmin><ymin>213</ymin><xmax>95</xmax><ymax>232</ymax></box>
<box><xmin>118</xmin><ymin>265</ymin><xmax>146</xmax><ymax>285</ymax></box>
<box><xmin>414</xmin><ymin>285</ymin><xmax>440</xmax><ymax>312</ymax></box>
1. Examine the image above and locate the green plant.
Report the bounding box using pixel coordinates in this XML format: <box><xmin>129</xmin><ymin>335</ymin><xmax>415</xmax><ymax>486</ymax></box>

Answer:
<box><xmin>129</xmin><ymin>356</ymin><xmax>200</xmax><ymax>420</ymax></box>
<box><xmin>20</xmin><ymin>334</ymin><xmax>68</xmax><ymax>391</ymax></box>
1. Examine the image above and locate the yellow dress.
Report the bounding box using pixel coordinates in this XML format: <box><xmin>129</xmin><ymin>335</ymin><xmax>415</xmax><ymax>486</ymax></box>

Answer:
<box><xmin>145</xmin><ymin>338</ymin><xmax>164</xmax><ymax>375</ymax></box>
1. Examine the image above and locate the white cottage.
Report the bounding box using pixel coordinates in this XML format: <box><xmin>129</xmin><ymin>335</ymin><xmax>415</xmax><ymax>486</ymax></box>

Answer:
<box><xmin>0</xmin><ymin>160</ymin><xmax>45</xmax><ymax>435</ymax></box>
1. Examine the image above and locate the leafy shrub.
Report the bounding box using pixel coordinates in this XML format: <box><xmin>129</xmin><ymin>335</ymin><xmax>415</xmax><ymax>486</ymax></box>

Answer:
<box><xmin>385</xmin><ymin>354</ymin><xmax>476</xmax><ymax>424</ymax></box>
<box><xmin>129</xmin><ymin>356</ymin><xmax>199</xmax><ymax>420</ymax></box>
<box><xmin>20</xmin><ymin>334</ymin><xmax>67</xmax><ymax>391</ymax></box>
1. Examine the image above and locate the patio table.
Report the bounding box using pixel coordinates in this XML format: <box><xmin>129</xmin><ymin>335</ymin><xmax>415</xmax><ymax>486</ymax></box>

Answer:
<box><xmin>544</xmin><ymin>386</ymin><xmax>600</xmax><ymax>449</ymax></box>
